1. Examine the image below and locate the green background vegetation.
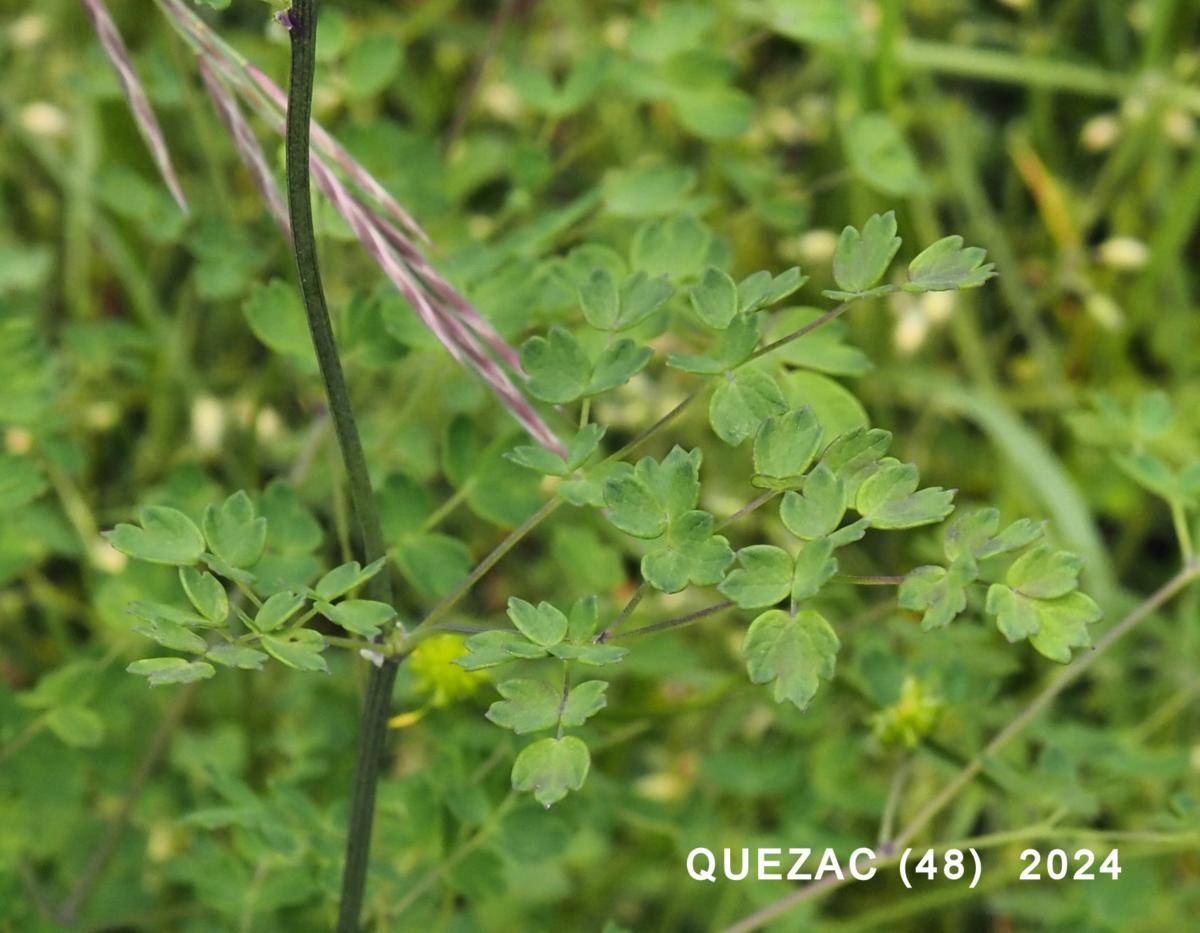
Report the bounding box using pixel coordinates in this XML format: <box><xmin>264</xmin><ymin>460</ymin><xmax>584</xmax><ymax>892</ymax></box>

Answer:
<box><xmin>2</xmin><ymin>1</ymin><xmax>1199</xmax><ymax>930</ymax></box>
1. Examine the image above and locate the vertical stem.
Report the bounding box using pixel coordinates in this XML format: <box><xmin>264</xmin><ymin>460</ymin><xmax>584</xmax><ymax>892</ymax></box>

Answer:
<box><xmin>283</xmin><ymin>3</ymin><xmax>397</xmax><ymax>930</ymax></box>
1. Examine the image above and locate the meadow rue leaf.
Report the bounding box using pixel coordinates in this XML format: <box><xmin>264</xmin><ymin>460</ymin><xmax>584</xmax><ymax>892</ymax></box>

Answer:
<box><xmin>127</xmin><ymin>658</ymin><xmax>215</xmax><ymax>686</ymax></box>
<box><xmin>506</xmin><ymin>445</ymin><xmax>568</xmax><ymax>476</ymax></box>
<box><xmin>899</xmin><ymin>558</ymin><xmax>977</xmax><ymax>630</ymax></box>
<box><xmin>844</xmin><ymin>112</ymin><xmax>924</xmax><ymax>196</ymax></box>
<box><xmin>737</xmin><ymin>267</ymin><xmax>808</xmax><ymax>312</ymax></box>
<box><xmin>985</xmin><ymin>586</ymin><xmax>1101</xmax><ymax>663</ymax></box>
<box><xmin>1007</xmin><ymin>546</ymin><xmax>1084</xmax><ymax>600</ymax></box>
<box><xmin>547</xmin><ymin>642</ymin><xmax>628</xmax><ymax>665</ymax></box>
<box><xmin>509</xmin><ymin>424</ymin><xmax>607</xmax><ymax>477</ymax></box>
<box><xmin>780</xmin><ymin>464</ymin><xmax>845</xmax><ymax>540</ymax></box>
<box><xmin>943</xmin><ymin>507</ymin><xmax>1044</xmax><ymax>562</ymax></box>
<box><xmin>456</xmin><ymin>630</ymin><xmax>548</xmax><ymax>670</ymax></box>
<box><xmin>719</xmin><ymin>545</ymin><xmax>793</xmax><ymax>608</ymax></box>
<box><xmin>641</xmin><ymin>510</ymin><xmax>734</xmax><ymax>593</ymax></box>
<box><xmin>636</xmin><ymin>446</ymin><xmax>702</xmax><ymax>519</ymax></box>
<box><xmin>507</xmin><ymin>598</ymin><xmax>569</xmax><ymax>647</ymax></box>
<box><xmin>251</xmin><ymin>591</ymin><xmax>306</xmax><ymax>633</ymax></box>
<box><xmin>313</xmin><ymin>557</ymin><xmax>387</xmax><ymax>601</ymax></box>
<box><xmin>521</xmin><ymin>327</ymin><xmax>591</xmax><ymax>403</ymax></box>
<box><xmin>709</xmin><ymin>368</ymin><xmax>788</xmax><ymax>446</ymax></box>
<box><xmin>206</xmin><ymin>644</ymin><xmax>268</xmax><ymax>670</ymax></box>
<box><xmin>791</xmin><ymin>537</ymin><xmax>837</xmax><ymax>600</ymax></box>
<box><xmin>561</xmin><ymin>460</ymin><xmax>631</xmax><ymax>508</ymax></box>
<box><xmin>319</xmin><ymin>599</ymin><xmax>397</xmax><ymax>638</ymax></box>
<box><xmin>131</xmin><ymin>618</ymin><xmax>208</xmax><ymax>654</ymax></box>
<box><xmin>689</xmin><ymin>266</ymin><xmax>738</xmax><ymax>329</ymax></box>
<box><xmin>579</xmin><ymin>267</ymin><xmax>620</xmax><ymax>329</ymax></box>
<box><xmin>821</xmin><ymin>427</ymin><xmax>892</xmax><ymax>496</ymax></box>
<box><xmin>128</xmin><ymin>601</ymin><xmax>210</xmax><ymax>630</ymax></box>
<box><xmin>617</xmin><ymin>272</ymin><xmax>674</xmax><ymax>330</ymax></box>
<box><xmin>742</xmin><ymin>609</ymin><xmax>839</xmax><ymax>711</ymax></box>
<box><xmin>512</xmin><ymin>736</ymin><xmax>591</xmax><ymax>807</ymax></box>
<box><xmin>753</xmin><ymin>407</ymin><xmax>824</xmax><ymax>488</ymax></box>
<box><xmin>904</xmin><ymin>236</ymin><xmax>997</xmax><ymax>292</ymax></box>
<box><xmin>632</xmin><ymin>215</ymin><xmax>711</xmax><ymax>279</ymax></box>
<box><xmin>855</xmin><ymin>460</ymin><xmax>955</xmax><ymax>529</ymax></box>
<box><xmin>588</xmin><ymin>339</ymin><xmax>653</xmax><ymax>395</ymax></box>
<box><xmin>179</xmin><ymin>566</ymin><xmax>228</xmax><ymax>624</ymax></box>
<box><xmin>1028</xmin><ymin>592</ymin><xmax>1101</xmax><ymax>663</ymax></box>
<box><xmin>830</xmin><ymin>211</ymin><xmax>902</xmax><ymax>294</ymax></box>
<box><xmin>565</xmin><ymin>424</ymin><xmax>606</xmax><ymax>471</ymax></box>
<box><xmin>487</xmin><ymin>679</ymin><xmax>561</xmax><ymax>734</ymax></box>
<box><xmin>602</xmin><ymin>473</ymin><xmax>668</xmax><ymax>538</ymax></box>
<box><xmin>261</xmin><ymin>629</ymin><xmax>328</xmax><ymax>673</ymax></box>
<box><xmin>667</xmin><ymin>313</ymin><xmax>762</xmax><ymax>374</ymax></box>
<box><xmin>202</xmin><ymin>491</ymin><xmax>267</xmax><ymax>568</ymax></box>
<box><xmin>566</xmin><ymin>596</ymin><xmax>599</xmax><ymax>642</ymax></box>
<box><xmin>107</xmin><ymin>505</ymin><xmax>205</xmax><ymax>565</ymax></box>
<box><xmin>985</xmin><ymin>584</ymin><xmax>1040</xmax><ymax>642</ymax></box>
<box><xmin>826</xmin><ymin>517</ymin><xmax>870</xmax><ymax>547</ymax></box>
<box><xmin>561</xmin><ymin>681</ymin><xmax>608</xmax><ymax>727</ymax></box>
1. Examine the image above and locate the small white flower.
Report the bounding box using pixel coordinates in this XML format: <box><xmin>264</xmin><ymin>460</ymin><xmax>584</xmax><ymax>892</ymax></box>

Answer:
<box><xmin>191</xmin><ymin>396</ymin><xmax>226</xmax><ymax>454</ymax></box>
<box><xmin>20</xmin><ymin>102</ymin><xmax>69</xmax><ymax>138</ymax></box>
<box><xmin>1096</xmin><ymin>236</ymin><xmax>1149</xmax><ymax>271</ymax></box>
<box><xmin>1080</xmin><ymin>114</ymin><xmax>1120</xmax><ymax>152</ymax></box>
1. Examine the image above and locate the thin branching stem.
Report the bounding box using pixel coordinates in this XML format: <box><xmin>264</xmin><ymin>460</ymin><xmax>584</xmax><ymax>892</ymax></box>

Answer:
<box><xmin>282</xmin><ymin>3</ymin><xmax>397</xmax><ymax>929</ymax></box>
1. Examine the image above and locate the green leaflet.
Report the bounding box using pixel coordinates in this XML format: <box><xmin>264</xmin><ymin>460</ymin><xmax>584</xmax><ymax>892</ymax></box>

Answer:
<box><xmin>511</xmin><ymin>736</ymin><xmax>590</xmax><ymax>808</ymax></box>
<box><xmin>742</xmin><ymin>609</ymin><xmax>839</xmax><ymax>711</ymax></box>
<box><xmin>752</xmin><ymin>407</ymin><xmax>824</xmax><ymax>488</ymax></box>
<box><xmin>127</xmin><ymin>657</ymin><xmax>215</xmax><ymax>686</ymax></box>
<box><xmin>602</xmin><ymin>447</ymin><xmax>701</xmax><ymax>538</ymax></box>
<box><xmin>854</xmin><ymin>459</ymin><xmax>955</xmax><ymax>529</ymax></box>
<box><xmin>521</xmin><ymin>327</ymin><xmax>652</xmax><ymax>403</ymax></box>
<box><xmin>904</xmin><ymin>235</ymin><xmax>997</xmax><ymax>292</ymax></box>
<box><xmin>709</xmin><ymin>368</ymin><xmax>788</xmax><ymax>446</ymax></box>
<box><xmin>780</xmin><ymin>464</ymin><xmax>845</xmax><ymax>540</ymax></box>
<box><xmin>719</xmin><ymin>544</ymin><xmax>792</xmax><ymax>609</ymax></box>
<box><xmin>202</xmin><ymin>491</ymin><xmax>268</xmax><ymax>568</ymax></box>
<box><xmin>641</xmin><ymin>510</ymin><xmax>734</xmax><ymax>593</ymax></box>
<box><xmin>506</xmin><ymin>597</ymin><xmax>570</xmax><ymax>647</ymax></box>
<box><xmin>829</xmin><ymin>211</ymin><xmax>902</xmax><ymax>296</ymax></box>
<box><xmin>107</xmin><ymin>505</ymin><xmax>205</xmax><ymax>566</ymax></box>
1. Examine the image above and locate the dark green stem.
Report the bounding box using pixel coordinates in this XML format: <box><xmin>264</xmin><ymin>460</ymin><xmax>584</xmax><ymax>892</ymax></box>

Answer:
<box><xmin>283</xmin><ymin>3</ymin><xmax>396</xmax><ymax>929</ymax></box>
